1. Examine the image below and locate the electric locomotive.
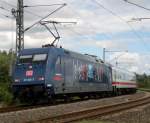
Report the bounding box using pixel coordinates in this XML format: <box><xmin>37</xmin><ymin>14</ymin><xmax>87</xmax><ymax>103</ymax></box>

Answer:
<box><xmin>12</xmin><ymin>46</ymin><xmax>113</xmax><ymax>101</ymax></box>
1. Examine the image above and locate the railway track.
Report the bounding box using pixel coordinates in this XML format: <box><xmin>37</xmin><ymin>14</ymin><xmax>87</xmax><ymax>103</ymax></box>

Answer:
<box><xmin>0</xmin><ymin>91</ymin><xmax>145</xmax><ymax>114</ymax></box>
<box><xmin>0</xmin><ymin>98</ymin><xmax>87</xmax><ymax>114</ymax></box>
<box><xmin>0</xmin><ymin>92</ymin><xmax>149</xmax><ymax>123</ymax></box>
<box><xmin>31</xmin><ymin>94</ymin><xmax>150</xmax><ymax>123</ymax></box>
<box><xmin>0</xmin><ymin>104</ymin><xmax>39</xmax><ymax>114</ymax></box>
<box><xmin>0</xmin><ymin>92</ymin><xmax>144</xmax><ymax>114</ymax></box>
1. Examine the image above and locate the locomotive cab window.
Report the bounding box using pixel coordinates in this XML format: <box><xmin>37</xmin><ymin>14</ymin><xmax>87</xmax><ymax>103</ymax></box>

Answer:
<box><xmin>19</xmin><ymin>55</ymin><xmax>32</xmax><ymax>63</ymax></box>
<box><xmin>33</xmin><ymin>54</ymin><xmax>47</xmax><ymax>62</ymax></box>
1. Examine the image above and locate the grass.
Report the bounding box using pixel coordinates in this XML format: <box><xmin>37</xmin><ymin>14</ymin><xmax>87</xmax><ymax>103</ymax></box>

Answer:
<box><xmin>138</xmin><ymin>88</ymin><xmax>150</xmax><ymax>92</ymax></box>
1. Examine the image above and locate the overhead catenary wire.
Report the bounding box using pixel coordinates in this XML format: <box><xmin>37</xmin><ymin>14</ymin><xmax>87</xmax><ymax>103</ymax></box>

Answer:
<box><xmin>0</xmin><ymin>0</ymin><xmax>120</xmax><ymax>52</ymax></box>
<box><xmin>25</xmin><ymin>22</ymin><xmax>60</xmax><ymax>45</ymax></box>
<box><xmin>0</xmin><ymin>0</ymin><xmax>68</xmax><ymax>20</ymax></box>
<box><xmin>0</xmin><ymin>0</ymin><xmax>149</xmax><ymax>52</ymax></box>
<box><xmin>129</xmin><ymin>20</ymin><xmax>150</xmax><ymax>50</ymax></box>
<box><xmin>92</xmin><ymin>0</ymin><xmax>135</xmax><ymax>27</ymax></box>
<box><xmin>92</xmin><ymin>0</ymin><xmax>149</xmax><ymax>51</ymax></box>
<box><xmin>0</xmin><ymin>0</ymin><xmax>43</xmax><ymax>18</ymax></box>
<box><xmin>0</xmin><ymin>12</ymin><xmax>12</xmax><ymax>18</ymax></box>
<box><xmin>0</xmin><ymin>5</ymin><xmax>12</xmax><ymax>17</ymax></box>
<box><xmin>23</xmin><ymin>3</ymin><xmax>68</xmax><ymax>19</ymax></box>
<box><xmin>24</xmin><ymin>3</ymin><xmax>67</xmax><ymax>32</ymax></box>
<box><xmin>0</xmin><ymin>1</ymin><xmax>67</xmax><ymax>48</ymax></box>
<box><xmin>0</xmin><ymin>0</ymin><xmax>67</xmax><ymax>47</ymax></box>
<box><xmin>126</xmin><ymin>4</ymin><xmax>150</xmax><ymax>50</ymax></box>
<box><xmin>122</xmin><ymin>0</ymin><xmax>150</xmax><ymax>51</ymax></box>
<box><xmin>123</xmin><ymin>0</ymin><xmax>150</xmax><ymax>12</ymax></box>
<box><xmin>0</xmin><ymin>6</ymin><xmax>10</xmax><ymax>12</ymax></box>
<box><xmin>61</xmin><ymin>1</ymin><xmax>118</xmax><ymax>48</ymax></box>
<box><xmin>39</xmin><ymin>20</ymin><xmax>77</xmax><ymax>46</ymax></box>
<box><xmin>24</xmin><ymin>4</ymin><xmax>67</xmax><ymax>8</ymax></box>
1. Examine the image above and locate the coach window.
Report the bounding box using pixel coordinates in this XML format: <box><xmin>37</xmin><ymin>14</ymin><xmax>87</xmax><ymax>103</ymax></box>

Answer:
<box><xmin>55</xmin><ymin>56</ymin><xmax>62</xmax><ymax>73</ymax></box>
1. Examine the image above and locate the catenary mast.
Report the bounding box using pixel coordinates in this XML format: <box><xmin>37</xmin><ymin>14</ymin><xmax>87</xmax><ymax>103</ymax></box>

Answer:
<box><xmin>12</xmin><ymin>1</ymin><xmax>68</xmax><ymax>53</ymax></box>
<box><xmin>12</xmin><ymin>0</ymin><xmax>24</xmax><ymax>54</ymax></box>
<box><xmin>16</xmin><ymin>0</ymin><xmax>24</xmax><ymax>53</ymax></box>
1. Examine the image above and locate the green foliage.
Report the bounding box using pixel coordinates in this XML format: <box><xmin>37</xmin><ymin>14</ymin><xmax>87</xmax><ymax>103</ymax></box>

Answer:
<box><xmin>136</xmin><ymin>73</ymin><xmax>150</xmax><ymax>88</ymax></box>
<box><xmin>0</xmin><ymin>50</ymin><xmax>15</xmax><ymax>105</ymax></box>
<box><xmin>0</xmin><ymin>82</ymin><xmax>13</xmax><ymax>105</ymax></box>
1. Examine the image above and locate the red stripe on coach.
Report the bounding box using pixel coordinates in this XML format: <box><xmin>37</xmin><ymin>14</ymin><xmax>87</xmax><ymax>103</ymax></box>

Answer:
<box><xmin>112</xmin><ymin>81</ymin><xmax>137</xmax><ymax>85</ymax></box>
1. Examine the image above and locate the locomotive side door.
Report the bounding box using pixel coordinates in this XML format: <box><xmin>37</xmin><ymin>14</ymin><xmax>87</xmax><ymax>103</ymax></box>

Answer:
<box><xmin>55</xmin><ymin>55</ymin><xmax>70</xmax><ymax>93</ymax></box>
<box><xmin>61</xmin><ymin>56</ymin><xmax>66</xmax><ymax>92</ymax></box>
<box><xmin>108</xmin><ymin>66</ymin><xmax>113</xmax><ymax>91</ymax></box>
<box><xmin>62</xmin><ymin>55</ymin><xmax>74</xmax><ymax>93</ymax></box>
<box><xmin>54</xmin><ymin>55</ymin><xmax>65</xmax><ymax>93</ymax></box>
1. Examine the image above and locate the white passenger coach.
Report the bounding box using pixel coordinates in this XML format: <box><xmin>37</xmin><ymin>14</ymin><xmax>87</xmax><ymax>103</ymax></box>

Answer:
<box><xmin>112</xmin><ymin>67</ymin><xmax>137</xmax><ymax>94</ymax></box>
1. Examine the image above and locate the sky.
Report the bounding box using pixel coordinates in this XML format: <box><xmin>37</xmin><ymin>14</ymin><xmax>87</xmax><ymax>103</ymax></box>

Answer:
<box><xmin>0</xmin><ymin>0</ymin><xmax>150</xmax><ymax>74</ymax></box>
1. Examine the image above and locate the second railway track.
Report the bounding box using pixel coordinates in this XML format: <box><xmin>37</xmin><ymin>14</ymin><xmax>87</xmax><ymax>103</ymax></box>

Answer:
<box><xmin>31</xmin><ymin>93</ymin><xmax>150</xmax><ymax>123</ymax></box>
<box><xmin>0</xmin><ymin>92</ymin><xmax>149</xmax><ymax>123</ymax></box>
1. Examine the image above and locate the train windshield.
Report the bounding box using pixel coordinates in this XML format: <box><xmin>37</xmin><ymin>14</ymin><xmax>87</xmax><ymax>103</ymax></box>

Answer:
<box><xmin>19</xmin><ymin>55</ymin><xmax>32</xmax><ymax>63</ymax></box>
<box><xmin>33</xmin><ymin>54</ymin><xmax>47</xmax><ymax>62</ymax></box>
<box><xmin>19</xmin><ymin>54</ymin><xmax>47</xmax><ymax>63</ymax></box>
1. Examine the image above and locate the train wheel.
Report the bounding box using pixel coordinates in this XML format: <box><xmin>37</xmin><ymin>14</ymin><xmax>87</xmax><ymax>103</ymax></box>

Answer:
<box><xmin>47</xmin><ymin>95</ymin><xmax>56</xmax><ymax>104</ymax></box>
<box><xmin>107</xmin><ymin>92</ymin><xmax>112</xmax><ymax>97</ymax></box>
<box><xmin>95</xmin><ymin>94</ymin><xmax>100</xmax><ymax>99</ymax></box>
<box><xmin>118</xmin><ymin>89</ymin><xmax>122</xmax><ymax>95</ymax></box>
<box><xmin>64</xmin><ymin>95</ymin><xmax>72</xmax><ymax>102</ymax></box>
<box><xmin>113</xmin><ymin>87</ymin><xmax>117</xmax><ymax>96</ymax></box>
<box><xmin>79</xmin><ymin>94</ymin><xmax>86</xmax><ymax>100</ymax></box>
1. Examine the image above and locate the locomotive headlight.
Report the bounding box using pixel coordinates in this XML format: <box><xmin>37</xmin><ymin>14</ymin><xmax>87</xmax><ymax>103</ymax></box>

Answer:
<box><xmin>47</xmin><ymin>84</ymin><xmax>52</xmax><ymax>87</ymax></box>
<box><xmin>38</xmin><ymin>77</ymin><xmax>45</xmax><ymax>81</ymax></box>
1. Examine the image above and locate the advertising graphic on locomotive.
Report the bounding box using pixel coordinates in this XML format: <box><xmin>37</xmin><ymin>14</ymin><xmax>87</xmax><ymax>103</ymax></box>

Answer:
<box><xmin>12</xmin><ymin>46</ymin><xmax>137</xmax><ymax>101</ymax></box>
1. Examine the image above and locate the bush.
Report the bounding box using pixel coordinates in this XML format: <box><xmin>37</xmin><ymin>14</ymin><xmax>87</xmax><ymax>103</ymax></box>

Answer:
<box><xmin>0</xmin><ymin>50</ymin><xmax>15</xmax><ymax>105</ymax></box>
<box><xmin>0</xmin><ymin>82</ymin><xmax>13</xmax><ymax>105</ymax></box>
<box><xmin>136</xmin><ymin>73</ymin><xmax>150</xmax><ymax>89</ymax></box>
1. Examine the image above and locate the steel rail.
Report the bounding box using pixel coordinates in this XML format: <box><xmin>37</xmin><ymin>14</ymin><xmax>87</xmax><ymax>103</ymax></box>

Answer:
<box><xmin>31</xmin><ymin>95</ymin><xmax>150</xmax><ymax>123</ymax></box>
<box><xmin>0</xmin><ymin>92</ymin><xmax>148</xmax><ymax>123</ymax></box>
<box><xmin>0</xmin><ymin>105</ymin><xmax>40</xmax><ymax>113</ymax></box>
<box><xmin>0</xmin><ymin>98</ymin><xmax>88</xmax><ymax>113</ymax></box>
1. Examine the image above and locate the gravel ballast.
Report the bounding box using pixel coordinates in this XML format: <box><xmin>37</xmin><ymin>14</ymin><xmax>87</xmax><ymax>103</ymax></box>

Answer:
<box><xmin>0</xmin><ymin>92</ymin><xmax>147</xmax><ymax>123</ymax></box>
<box><xmin>100</xmin><ymin>103</ymin><xmax>150</xmax><ymax>123</ymax></box>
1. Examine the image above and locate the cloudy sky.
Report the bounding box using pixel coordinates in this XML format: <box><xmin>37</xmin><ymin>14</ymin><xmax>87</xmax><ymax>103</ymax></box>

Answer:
<box><xmin>0</xmin><ymin>0</ymin><xmax>150</xmax><ymax>74</ymax></box>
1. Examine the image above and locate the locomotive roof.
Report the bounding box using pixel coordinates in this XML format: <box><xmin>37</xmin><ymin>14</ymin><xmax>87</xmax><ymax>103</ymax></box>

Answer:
<box><xmin>19</xmin><ymin>46</ymin><xmax>111</xmax><ymax>67</ymax></box>
<box><xmin>63</xmin><ymin>48</ymin><xmax>106</xmax><ymax>64</ymax></box>
<box><xmin>19</xmin><ymin>47</ymin><xmax>50</xmax><ymax>55</ymax></box>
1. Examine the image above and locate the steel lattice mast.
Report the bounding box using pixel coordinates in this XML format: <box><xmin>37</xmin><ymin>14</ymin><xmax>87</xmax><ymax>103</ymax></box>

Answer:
<box><xmin>12</xmin><ymin>0</ymin><xmax>24</xmax><ymax>54</ymax></box>
<box><xmin>11</xmin><ymin>1</ymin><xmax>67</xmax><ymax>53</ymax></box>
<box><xmin>16</xmin><ymin>0</ymin><xmax>24</xmax><ymax>53</ymax></box>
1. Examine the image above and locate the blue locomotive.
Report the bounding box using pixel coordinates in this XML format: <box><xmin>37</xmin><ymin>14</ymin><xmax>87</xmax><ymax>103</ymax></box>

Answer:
<box><xmin>12</xmin><ymin>46</ymin><xmax>113</xmax><ymax>101</ymax></box>
<box><xmin>12</xmin><ymin>46</ymin><xmax>136</xmax><ymax>102</ymax></box>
